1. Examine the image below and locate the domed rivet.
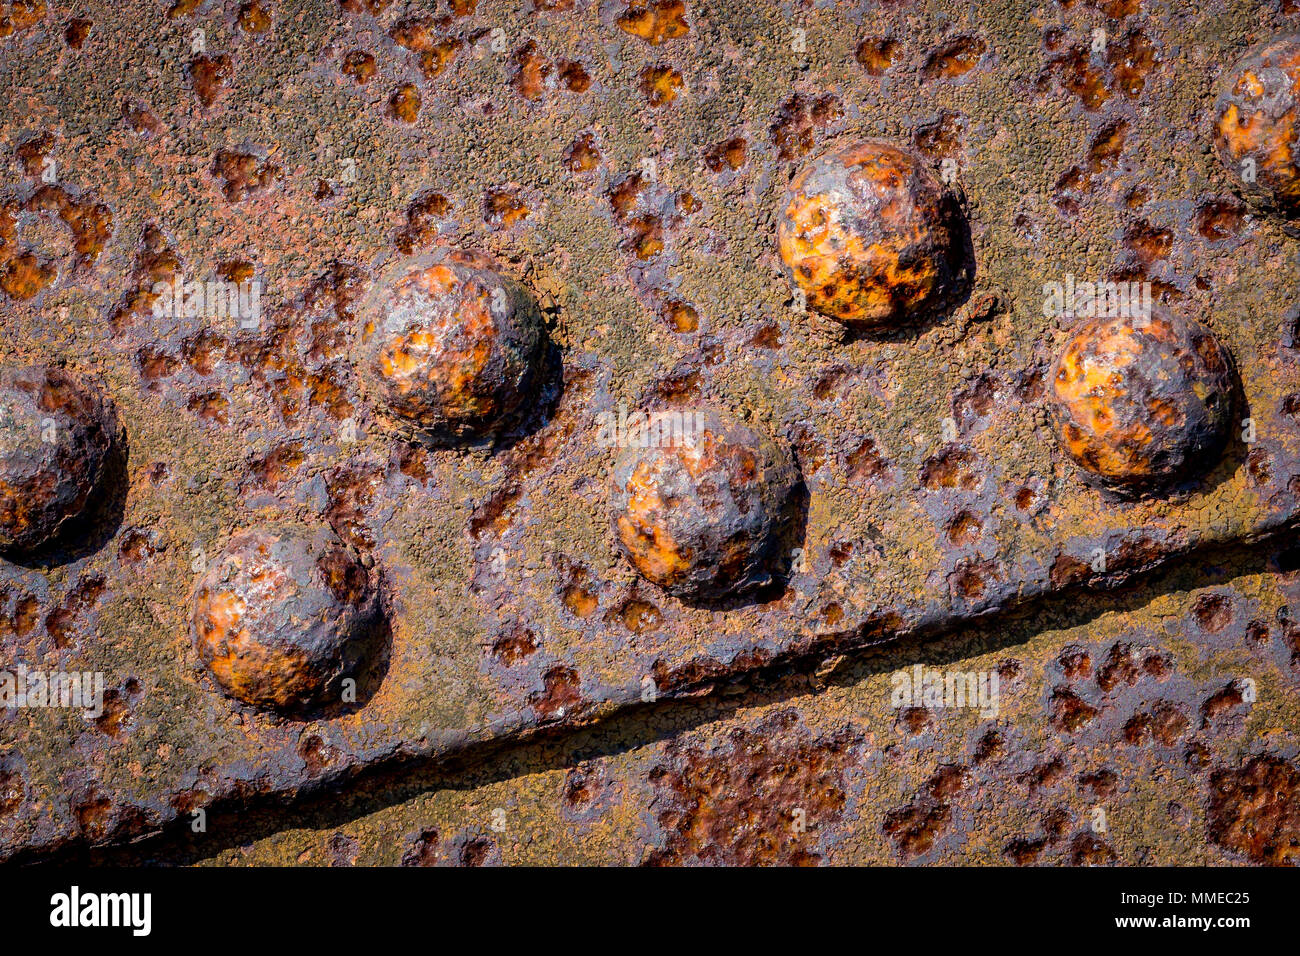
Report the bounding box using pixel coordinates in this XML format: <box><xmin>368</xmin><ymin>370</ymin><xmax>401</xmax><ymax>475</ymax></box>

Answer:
<box><xmin>358</xmin><ymin>257</ymin><xmax>546</xmax><ymax>445</ymax></box>
<box><xmin>190</xmin><ymin>523</ymin><xmax>383</xmax><ymax>713</ymax></box>
<box><xmin>0</xmin><ymin>365</ymin><xmax>116</xmax><ymax>555</ymax></box>
<box><xmin>609</xmin><ymin>408</ymin><xmax>801</xmax><ymax>601</ymax></box>
<box><xmin>1049</xmin><ymin>310</ymin><xmax>1236</xmax><ymax>491</ymax></box>
<box><xmin>1213</xmin><ymin>33</ymin><xmax>1300</xmax><ymax>219</ymax></box>
<box><xmin>777</xmin><ymin>140</ymin><xmax>967</xmax><ymax>329</ymax></box>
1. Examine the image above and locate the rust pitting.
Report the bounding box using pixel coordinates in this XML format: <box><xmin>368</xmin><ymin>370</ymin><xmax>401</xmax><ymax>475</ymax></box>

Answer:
<box><xmin>1208</xmin><ymin>755</ymin><xmax>1300</xmax><ymax>865</ymax></box>
<box><xmin>645</xmin><ymin>710</ymin><xmax>861</xmax><ymax>866</ymax></box>
<box><xmin>3</xmin><ymin>0</ymin><xmax>1300</xmax><ymax>867</ymax></box>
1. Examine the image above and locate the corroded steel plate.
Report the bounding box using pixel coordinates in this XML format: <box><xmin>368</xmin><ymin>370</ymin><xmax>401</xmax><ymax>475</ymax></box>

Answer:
<box><xmin>1</xmin><ymin>0</ymin><xmax>1299</xmax><ymax>861</ymax></box>
<box><xmin>136</xmin><ymin>538</ymin><xmax>1300</xmax><ymax>866</ymax></box>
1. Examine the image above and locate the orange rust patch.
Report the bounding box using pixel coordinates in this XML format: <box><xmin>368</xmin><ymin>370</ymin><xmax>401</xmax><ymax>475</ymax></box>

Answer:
<box><xmin>189</xmin><ymin>54</ymin><xmax>233</xmax><ymax>107</ymax></box>
<box><xmin>389</xmin><ymin>84</ymin><xmax>421</xmax><ymax>122</ymax></box>
<box><xmin>565</xmin><ymin>132</ymin><xmax>601</xmax><ymax>172</ymax></box>
<box><xmin>237</xmin><ymin>0</ymin><xmax>271</xmax><ymax>33</ymax></box>
<box><xmin>510</xmin><ymin>41</ymin><xmax>550</xmax><ymax>99</ymax></box>
<box><xmin>704</xmin><ymin>136</ymin><xmax>746</xmax><ymax>172</ymax></box>
<box><xmin>212</xmin><ymin>149</ymin><xmax>279</xmax><ymax>202</ymax></box>
<box><xmin>0</xmin><ymin>254</ymin><xmax>54</xmax><ymax>300</ymax></box>
<box><xmin>662</xmin><ymin>300</ymin><xmax>698</xmax><ymax>332</ymax></box>
<box><xmin>395</xmin><ymin>192</ymin><xmax>452</xmax><ymax>253</ymax></box>
<box><xmin>856</xmin><ymin>36</ymin><xmax>898</xmax><ymax>75</ymax></box>
<box><xmin>640</xmin><ymin>65</ymin><xmax>683</xmax><ymax>106</ymax></box>
<box><xmin>341</xmin><ymin>50</ymin><xmax>376</xmax><ymax>83</ymax></box>
<box><xmin>616</xmin><ymin>0</ymin><xmax>688</xmax><ymax>45</ymax></box>
<box><xmin>922</xmin><ymin>35</ymin><xmax>988</xmax><ymax>80</ymax></box>
<box><xmin>0</xmin><ymin>0</ymin><xmax>46</xmax><ymax>37</ymax></box>
<box><xmin>484</xmin><ymin>187</ymin><xmax>530</xmax><ymax>228</ymax></box>
<box><xmin>770</xmin><ymin>92</ymin><xmax>843</xmax><ymax>160</ymax></box>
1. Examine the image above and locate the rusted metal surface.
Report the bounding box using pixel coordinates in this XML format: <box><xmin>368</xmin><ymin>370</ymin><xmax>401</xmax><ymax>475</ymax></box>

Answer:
<box><xmin>0</xmin><ymin>0</ymin><xmax>1299</xmax><ymax>863</ymax></box>
<box><xmin>158</xmin><ymin>539</ymin><xmax>1300</xmax><ymax>866</ymax></box>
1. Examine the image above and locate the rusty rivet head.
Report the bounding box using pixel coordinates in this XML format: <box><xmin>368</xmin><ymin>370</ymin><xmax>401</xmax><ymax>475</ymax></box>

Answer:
<box><xmin>1049</xmin><ymin>310</ymin><xmax>1236</xmax><ymax>490</ymax></box>
<box><xmin>609</xmin><ymin>408</ymin><xmax>801</xmax><ymax>601</ymax></box>
<box><xmin>190</xmin><ymin>523</ymin><xmax>382</xmax><ymax>713</ymax></box>
<box><xmin>0</xmin><ymin>365</ymin><xmax>115</xmax><ymax>554</ymax></box>
<box><xmin>358</xmin><ymin>258</ymin><xmax>545</xmax><ymax>444</ymax></box>
<box><xmin>777</xmin><ymin>139</ymin><xmax>964</xmax><ymax>329</ymax></box>
<box><xmin>1213</xmin><ymin>33</ymin><xmax>1300</xmax><ymax>218</ymax></box>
